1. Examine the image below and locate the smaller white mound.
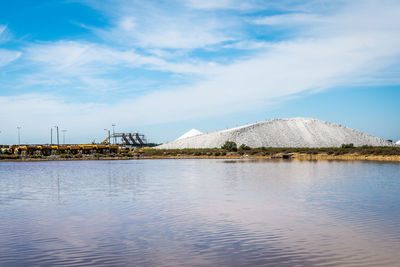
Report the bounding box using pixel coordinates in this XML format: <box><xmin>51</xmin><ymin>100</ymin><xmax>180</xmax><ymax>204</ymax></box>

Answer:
<box><xmin>176</xmin><ymin>129</ymin><xmax>203</xmax><ymax>140</ymax></box>
<box><xmin>396</xmin><ymin>140</ymin><xmax>400</xmax><ymax>146</ymax></box>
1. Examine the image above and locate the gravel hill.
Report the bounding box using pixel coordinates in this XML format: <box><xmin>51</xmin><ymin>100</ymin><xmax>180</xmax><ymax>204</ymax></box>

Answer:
<box><xmin>157</xmin><ymin>118</ymin><xmax>393</xmax><ymax>149</ymax></box>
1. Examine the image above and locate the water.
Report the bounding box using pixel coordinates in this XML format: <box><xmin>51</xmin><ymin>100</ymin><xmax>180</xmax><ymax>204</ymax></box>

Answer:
<box><xmin>0</xmin><ymin>159</ymin><xmax>399</xmax><ymax>267</ymax></box>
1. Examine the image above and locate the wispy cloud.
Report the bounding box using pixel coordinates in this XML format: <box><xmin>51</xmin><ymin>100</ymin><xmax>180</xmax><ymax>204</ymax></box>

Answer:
<box><xmin>0</xmin><ymin>26</ymin><xmax>21</xmax><ymax>67</ymax></box>
<box><xmin>77</xmin><ymin>0</ymin><xmax>400</xmax><ymax>108</ymax></box>
<box><xmin>84</xmin><ymin>0</ymin><xmax>238</xmax><ymax>50</ymax></box>
<box><xmin>185</xmin><ymin>0</ymin><xmax>256</xmax><ymax>10</ymax></box>
<box><xmin>20</xmin><ymin>41</ymin><xmax>216</xmax><ymax>93</ymax></box>
<box><xmin>252</xmin><ymin>13</ymin><xmax>326</xmax><ymax>26</ymax></box>
<box><xmin>0</xmin><ymin>49</ymin><xmax>21</xmax><ymax>67</ymax></box>
<box><xmin>0</xmin><ymin>25</ymin><xmax>11</xmax><ymax>43</ymax></box>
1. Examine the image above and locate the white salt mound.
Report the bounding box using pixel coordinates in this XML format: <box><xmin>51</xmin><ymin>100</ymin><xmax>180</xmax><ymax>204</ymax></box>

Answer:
<box><xmin>157</xmin><ymin>118</ymin><xmax>394</xmax><ymax>149</ymax></box>
<box><xmin>396</xmin><ymin>140</ymin><xmax>400</xmax><ymax>146</ymax></box>
<box><xmin>177</xmin><ymin>129</ymin><xmax>203</xmax><ymax>140</ymax></box>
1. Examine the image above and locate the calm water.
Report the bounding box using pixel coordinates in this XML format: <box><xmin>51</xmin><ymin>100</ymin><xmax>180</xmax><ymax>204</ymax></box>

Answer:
<box><xmin>0</xmin><ymin>159</ymin><xmax>399</xmax><ymax>267</ymax></box>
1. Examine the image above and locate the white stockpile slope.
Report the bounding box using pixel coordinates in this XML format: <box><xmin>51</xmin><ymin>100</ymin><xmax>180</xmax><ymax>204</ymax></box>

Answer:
<box><xmin>157</xmin><ymin>118</ymin><xmax>394</xmax><ymax>149</ymax></box>
<box><xmin>396</xmin><ymin>140</ymin><xmax>400</xmax><ymax>146</ymax></box>
<box><xmin>176</xmin><ymin>129</ymin><xmax>203</xmax><ymax>140</ymax></box>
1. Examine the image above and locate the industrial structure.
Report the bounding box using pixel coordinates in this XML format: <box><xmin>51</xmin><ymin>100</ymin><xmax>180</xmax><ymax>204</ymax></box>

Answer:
<box><xmin>0</xmin><ymin>130</ymin><xmax>149</xmax><ymax>156</ymax></box>
<box><xmin>101</xmin><ymin>132</ymin><xmax>147</xmax><ymax>147</ymax></box>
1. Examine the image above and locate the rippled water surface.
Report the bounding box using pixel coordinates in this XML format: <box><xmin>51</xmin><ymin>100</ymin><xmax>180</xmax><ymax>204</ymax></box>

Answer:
<box><xmin>0</xmin><ymin>159</ymin><xmax>400</xmax><ymax>266</ymax></box>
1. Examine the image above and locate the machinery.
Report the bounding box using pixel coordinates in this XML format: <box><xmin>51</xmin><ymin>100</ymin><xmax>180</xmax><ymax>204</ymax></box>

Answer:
<box><xmin>101</xmin><ymin>132</ymin><xmax>147</xmax><ymax>147</ymax></box>
<box><xmin>7</xmin><ymin>144</ymin><xmax>121</xmax><ymax>155</ymax></box>
<box><xmin>0</xmin><ymin>130</ymin><xmax>149</xmax><ymax>156</ymax></box>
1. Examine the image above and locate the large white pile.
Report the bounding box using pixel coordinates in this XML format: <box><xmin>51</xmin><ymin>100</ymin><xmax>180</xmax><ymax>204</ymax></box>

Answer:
<box><xmin>157</xmin><ymin>118</ymin><xmax>394</xmax><ymax>149</ymax></box>
<box><xmin>396</xmin><ymin>140</ymin><xmax>400</xmax><ymax>146</ymax></box>
<box><xmin>176</xmin><ymin>129</ymin><xmax>203</xmax><ymax>140</ymax></box>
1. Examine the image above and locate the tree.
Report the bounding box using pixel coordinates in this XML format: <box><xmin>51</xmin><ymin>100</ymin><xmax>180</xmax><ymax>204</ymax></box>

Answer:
<box><xmin>341</xmin><ymin>143</ymin><xmax>354</xmax><ymax>148</ymax></box>
<box><xmin>238</xmin><ymin>144</ymin><xmax>251</xmax><ymax>151</ymax></box>
<box><xmin>221</xmin><ymin>141</ymin><xmax>237</xmax><ymax>152</ymax></box>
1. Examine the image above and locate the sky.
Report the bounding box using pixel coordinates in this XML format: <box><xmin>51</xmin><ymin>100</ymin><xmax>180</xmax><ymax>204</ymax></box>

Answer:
<box><xmin>0</xmin><ymin>0</ymin><xmax>399</xmax><ymax>144</ymax></box>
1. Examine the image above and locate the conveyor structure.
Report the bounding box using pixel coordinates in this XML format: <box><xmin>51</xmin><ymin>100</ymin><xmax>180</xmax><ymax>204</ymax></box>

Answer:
<box><xmin>101</xmin><ymin>132</ymin><xmax>147</xmax><ymax>147</ymax></box>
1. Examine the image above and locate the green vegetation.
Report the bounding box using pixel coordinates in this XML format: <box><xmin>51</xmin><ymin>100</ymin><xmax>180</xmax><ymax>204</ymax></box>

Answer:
<box><xmin>136</xmin><ymin>146</ymin><xmax>400</xmax><ymax>157</ymax></box>
<box><xmin>238</xmin><ymin>144</ymin><xmax>251</xmax><ymax>151</ymax></box>
<box><xmin>59</xmin><ymin>153</ymin><xmax>73</xmax><ymax>158</ymax></box>
<box><xmin>341</xmin><ymin>143</ymin><xmax>354</xmax><ymax>148</ymax></box>
<box><xmin>1</xmin><ymin>145</ymin><xmax>399</xmax><ymax>160</ymax></box>
<box><xmin>221</xmin><ymin>141</ymin><xmax>238</xmax><ymax>152</ymax></box>
<box><xmin>136</xmin><ymin>148</ymin><xmax>226</xmax><ymax>157</ymax></box>
<box><xmin>0</xmin><ymin>154</ymin><xmax>21</xmax><ymax>160</ymax></box>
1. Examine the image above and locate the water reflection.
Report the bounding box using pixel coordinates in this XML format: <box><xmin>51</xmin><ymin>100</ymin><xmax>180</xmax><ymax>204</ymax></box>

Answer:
<box><xmin>0</xmin><ymin>159</ymin><xmax>399</xmax><ymax>266</ymax></box>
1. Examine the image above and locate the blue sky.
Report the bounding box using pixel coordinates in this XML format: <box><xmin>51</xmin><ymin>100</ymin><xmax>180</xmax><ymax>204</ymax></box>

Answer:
<box><xmin>0</xmin><ymin>0</ymin><xmax>399</xmax><ymax>144</ymax></box>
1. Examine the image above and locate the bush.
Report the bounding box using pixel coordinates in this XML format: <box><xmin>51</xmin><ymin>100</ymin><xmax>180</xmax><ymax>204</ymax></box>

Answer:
<box><xmin>341</xmin><ymin>143</ymin><xmax>354</xmax><ymax>148</ymax></box>
<box><xmin>221</xmin><ymin>141</ymin><xmax>237</xmax><ymax>152</ymax></box>
<box><xmin>0</xmin><ymin>154</ymin><xmax>21</xmax><ymax>160</ymax></box>
<box><xmin>238</xmin><ymin>144</ymin><xmax>251</xmax><ymax>151</ymax></box>
<box><xmin>60</xmin><ymin>153</ymin><xmax>72</xmax><ymax>158</ymax></box>
<box><xmin>334</xmin><ymin>150</ymin><xmax>346</xmax><ymax>155</ymax></box>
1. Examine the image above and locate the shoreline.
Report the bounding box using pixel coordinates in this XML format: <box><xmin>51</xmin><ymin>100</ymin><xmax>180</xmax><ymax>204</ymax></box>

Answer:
<box><xmin>1</xmin><ymin>152</ymin><xmax>400</xmax><ymax>163</ymax></box>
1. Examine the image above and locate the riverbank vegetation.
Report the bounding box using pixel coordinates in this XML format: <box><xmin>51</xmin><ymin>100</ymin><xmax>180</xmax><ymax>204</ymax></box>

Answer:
<box><xmin>138</xmin><ymin>145</ymin><xmax>400</xmax><ymax>157</ymax></box>
<box><xmin>1</xmin><ymin>144</ymin><xmax>399</xmax><ymax>162</ymax></box>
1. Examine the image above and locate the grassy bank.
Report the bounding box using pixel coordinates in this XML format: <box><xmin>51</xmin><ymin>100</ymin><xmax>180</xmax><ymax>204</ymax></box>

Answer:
<box><xmin>1</xmin><ymin>146</ymin><xmax>400</xmax><ymax>162</ymax></box>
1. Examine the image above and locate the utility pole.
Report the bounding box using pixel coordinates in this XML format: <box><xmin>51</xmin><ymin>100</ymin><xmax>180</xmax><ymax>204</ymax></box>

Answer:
<box><xmin>112</xmin><ymin>124</ymin><xmax>116</xmax><ymax>144</ymax></box>
<box><xmin>54</xmin><ymin>126</ymin><xmax>59</xmax><ymax>153</ymax></box>
<box><xmin>104</xmin><ymin>129</ymin><xmax>111</xmax><ymax>144</ymax></box>
<box><xmin>51</xmin><ymin>128</ymin><xmax>53</xmax><ymax>145</ymax></box>
<box><xmin>62</xmin><ymin>130</ymin><xmax>67</xmax><ymax>144</ymax></box>
<box><xmin>17</xmin><ymin>126</ymin><xmax>21</xmax><ymax>145</ymax></box>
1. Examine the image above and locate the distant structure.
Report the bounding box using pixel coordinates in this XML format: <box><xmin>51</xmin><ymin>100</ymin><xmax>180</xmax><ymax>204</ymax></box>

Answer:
<box><xmin>102</xmin><ymin>132</ymin><xmax>147</xmax><ymax>147</ymax></box>
<box><xmin>176</xmin><ymin>129</ymin><xmax>203</xmax><ymax>140</ymax></box>
<box><xmin>157</xmin><ymin>118</ymin><xmax>395</xmax><ymax>149</ymax></box>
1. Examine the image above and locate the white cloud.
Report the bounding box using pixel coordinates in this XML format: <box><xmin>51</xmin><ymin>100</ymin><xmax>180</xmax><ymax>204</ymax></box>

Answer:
<box><xmin>20</xmin><ymin>41</ymin><xmax>216</xmax><ymax>91</ymax></box>
<box><xmin>223</xmin><ymin>40</ymin><xmax>273</xmax><ymax>50</ymax></box>
<box><xmin>0</xmin><ymin>26</ymin><xmax>21</xmax><ymax>67</ymax></box>
<box><xmin>185</xmin><ymin>0</ymin><xmax>254</xmax><ymax>10</ymax></box>
<box><xmin>118</xmin><ymin>16</ymin><xmax>136</xmax><ymax>31</ymax></box>
<box><xmin>253</xmin><ymin>13</ymin><xmax>326</xmax><ymax>26</ymax></box>
<box><xmin>25</xmin><ymin>41</ymin><xmax>217</xmax><ymax>74</ymax></box>
<box><xmin>0</xmin><ymin>25</ymin><xmax>10</xmax><ymax>43</ymax></box>
<box><xmin>0</xmin><ymin>49</ymin><xmax>21</xmax><ymax>67</ymax></box>
<box><xmin>99</xmin><ymin>16</ymin><xmax>233</xmax><ymax>50</ymax></box>
<box><xmin>0</xmin><ymin>94</ymin><xmax>103</xmax><ymax>144</ymax></box>
<box><xmin>85</xmin><ymin>0</ymin><xmax>237</xmax><ymax>50</ymax></box>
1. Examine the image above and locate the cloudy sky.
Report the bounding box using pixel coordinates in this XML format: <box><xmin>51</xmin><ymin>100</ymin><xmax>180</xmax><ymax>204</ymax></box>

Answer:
<box><xmin>0</xmin><ymin>0</ymin><xmax>399</xmax><ymax>144</ymax></box>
